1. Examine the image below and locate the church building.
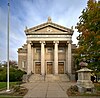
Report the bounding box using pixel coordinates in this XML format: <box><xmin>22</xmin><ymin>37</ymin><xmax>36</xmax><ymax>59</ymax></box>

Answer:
<box><xmin>18</xmin><ymin>17</ymin><xmax>76</xmax><ymax>80</ymax></box>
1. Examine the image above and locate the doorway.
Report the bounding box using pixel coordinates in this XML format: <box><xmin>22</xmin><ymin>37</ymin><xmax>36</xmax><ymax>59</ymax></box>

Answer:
<box><xmin>47</xmin><ymin>62</ymin><xmax>53</xmax><ymax>74</ymax></box>
<box><xmin>35</xmin><ymin>62</ymin><xmax>41</xmax><ymax>74</ymax></box>
<box><xmin>58</xmin><ymin>62</ymin><xmax>64</xmax><ymax>74</ymax></box>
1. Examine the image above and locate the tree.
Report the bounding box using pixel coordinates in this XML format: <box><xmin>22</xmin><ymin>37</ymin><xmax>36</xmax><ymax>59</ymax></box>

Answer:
<box><xmin>0</xmin><ymin>67</ymin><xmax>26</xmax><ymax>82</ymax></box>
<box><xmin>0</xmin><ymin>60</ymin><xmax>18</xmax><ymax>68</ymax></box>
<box><xmin>9</xmin><ymin>60</ymin><xmax>18</xmax><ymax>68</ymax></box>
<box><xmin>75</xmin><ymin>0</ymin><xmax>100</xmax><ymax>73</ymax></box>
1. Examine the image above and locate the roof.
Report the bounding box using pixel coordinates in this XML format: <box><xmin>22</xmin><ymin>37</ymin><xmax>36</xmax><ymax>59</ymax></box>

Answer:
<box><xmin>25</xmin><ymin>17</ymin><xmax>74</xmax><ymax>35</ymax></box>
<box><xmin>76</xmin><ymin>68</ymin><xmax>93</xmax><ymax>72</ymax></box>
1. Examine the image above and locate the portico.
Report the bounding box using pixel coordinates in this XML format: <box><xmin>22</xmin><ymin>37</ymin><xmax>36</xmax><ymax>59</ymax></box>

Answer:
<box><xmin>26</xmin><ymin>40</ymin><xmax>72</xmax><ymax>75</ymax></box>
<box><xmin>18</xmin><ymin>17</ymin><xmax>76</xmax><ymax>80</ymax></box>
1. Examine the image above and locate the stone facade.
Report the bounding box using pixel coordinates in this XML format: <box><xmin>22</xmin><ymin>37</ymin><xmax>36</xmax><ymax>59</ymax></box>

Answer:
<box><xmin>18</xmin><ymin>17</ymin><xmax>76</xmax><ymax>79</ymax></box>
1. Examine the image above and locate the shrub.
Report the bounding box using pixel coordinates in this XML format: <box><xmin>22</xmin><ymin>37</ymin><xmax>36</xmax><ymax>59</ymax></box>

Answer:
<box><xmin>0</xmin><ymin>67</ymin><xmax>26</xmax><ymax>82</ymax></box>
<box><xmin>67</xmin><ymin>85</ymin><xmax>78</xmax><ymax>96</ymax></box>
<box><xmin>13</xmin><ymin>85</ymin><xmax>20</xmax><ymax>92</ymax></box>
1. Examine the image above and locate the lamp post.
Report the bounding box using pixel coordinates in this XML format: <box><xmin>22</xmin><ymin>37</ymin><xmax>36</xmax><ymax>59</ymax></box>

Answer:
<box><xmin>6</xmin><ymin>0</ymin><xmax>10</xmax><ymax>92</ymax></box>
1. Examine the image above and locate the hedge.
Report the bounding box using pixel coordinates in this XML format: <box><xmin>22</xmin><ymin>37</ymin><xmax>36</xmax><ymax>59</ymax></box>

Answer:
<box><xmin>0</xmin><ymin>67</ymin><xmax>26</xmax><ymax>82</ymax></box>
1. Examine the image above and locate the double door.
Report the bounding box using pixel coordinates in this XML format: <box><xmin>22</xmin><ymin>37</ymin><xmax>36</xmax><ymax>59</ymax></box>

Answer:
<box><xmin>58</xmin><ymin>62</ymin><xmax>64</xmax><ymax>74</ymax></box>
<box><xmin>35</xmin><ymin>62</ymin><xmax>64</xmax><ymax>74</ymax></box>
<box><xmin>35</xmin><ymin>62</ymin><xmax>41</xmax><ymax>74</ymax></box>
<box><xmin>47</xmin><ymin>62</ymin><xmax>53</xmax><ymax>74</ymax></box>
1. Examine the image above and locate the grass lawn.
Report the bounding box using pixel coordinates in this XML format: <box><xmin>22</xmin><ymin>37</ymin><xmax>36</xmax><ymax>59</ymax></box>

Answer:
<box><xmin>0</xmin><ymin>82</ymin><xmax>19</xmax><ymax>90</ymax></box>
<box><xmin>0</xmin><ymin>95</ymin><xmax>22</xmax><ymax>98</ymax></box>
<box><xmin>0</xmin><ymin>82</ymin><xmax>28</xmax><ymax>97</ymax></box>
<box><xmin>94</xmin><ymin>83</ymin><xmax>100</xmax><ymax>91</ymax></box>
<box><xmin>0</xmin><ymin>82</ymin><xmax>6</xmax><ymax>89</ymax></box>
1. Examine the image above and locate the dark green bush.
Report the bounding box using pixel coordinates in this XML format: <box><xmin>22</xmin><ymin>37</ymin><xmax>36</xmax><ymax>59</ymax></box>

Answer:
<box><xmin>13</xmin><ymin>85</ymin><xmax>20</xmax><ymax>92</ymax></box>
<box><xmin>67</xmin><ymin>85</ymin><xmax>78</xmax><ymax>95</ymax></box>
<box><xmin>0</xmin><ymin>67</ymin><xmax>26</xmax><ymax>82</ymax></box>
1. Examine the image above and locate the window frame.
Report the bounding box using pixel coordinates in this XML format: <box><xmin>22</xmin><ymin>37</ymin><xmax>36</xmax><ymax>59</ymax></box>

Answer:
<box><xmin>22</xmin><ymin>61</ymin><xmax>25</xmax><ymax>69</ymax></box>
<box><xmin>58</xmin><ymin>47</ymin><xmax>65</xmax><ymax>53</ymax></box>
<box><xmin>36</xmin><ymin>48</ymin><xmax>41</xmax><ymax>53</ymax></box>
<box><xmin>47</xmin><ymin>48</ymin><xmax>53</xmax><ymax>53</ymax></box>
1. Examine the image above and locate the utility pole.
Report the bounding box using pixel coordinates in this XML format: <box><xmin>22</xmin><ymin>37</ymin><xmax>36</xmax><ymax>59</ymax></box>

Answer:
<box><xmin>6</xmin><ymin>0</ymin><xmax>10</xmax><ymax>92</ymax></box>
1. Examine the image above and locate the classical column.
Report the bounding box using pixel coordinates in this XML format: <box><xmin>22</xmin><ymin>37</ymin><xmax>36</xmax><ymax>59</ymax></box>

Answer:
<box><xmin>40</xmin><ymin>41</ymin><xmax>45</xmax><ymax>75</ymax></box>
<box><xmin>31</xmin><ymin>46</ymin><xmax>33</xmax><ymax>73</ymax></box>
<box><xmin>54</xmin><ymin>41</ymin><xmax>59</xmax><ymax>75</ymax></box>
<box><xmin>67</xmin><ymin>40</ymin><xmax>72</xmax><ymax>75</ymax></box>
<box><xmin>66</xmin><ymin>44</ymin><xmax>68</xmax><ymax>73</ymax></box>
<box><xmin>27</xmin><ymin>41</ymin><xmax>32</xmax><ymax>75</ymax></box>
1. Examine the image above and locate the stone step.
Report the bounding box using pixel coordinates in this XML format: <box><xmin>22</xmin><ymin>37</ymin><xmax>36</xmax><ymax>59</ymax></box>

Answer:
<box><xmin>29</xmin><ymin>74</ymin><xmax>70</xmax><ymax>82</ymax></box>
<box><xmin>59</xmin><ymin>74</ymin><xmax>70</xmax><ymax>82</ymax></box>
<box><xmin>29</xmin><ymin>74</ymin><xmax>44</xmax><ymax>82</ymax></box>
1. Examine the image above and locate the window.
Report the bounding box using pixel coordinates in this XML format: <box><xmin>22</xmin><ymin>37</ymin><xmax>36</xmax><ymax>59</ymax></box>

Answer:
<box><xmin>36</xmin><ymin>48</ymin><xmax>41</xmax><ymax>53</ymax></box>
<box><xmin>22</xmin><ymin>61</ymin><xmax>25</xmax><ymax>68</ymax></box>
<box><xmin>58</xmin><ymin>62</ymin><xmax>64</xmax><ymax>65</ymax></box>
<box><xmin>35</xmin><ymin>62</ymin><xmax>41</xmax><ymax>65</ymax></box>
<box><xmin>47</xmin><ymin>62</ymin><xmax>52</xmax><ymax>65</ymax></box>
<box><xmin>58</xmin><ymin>47</ymin><xmax>64</xmax><ymax>53</ymax></box>
<box><xmin>47</xmin><ymin>48</ymin><xmax>53</xmax><ymax>53</ymax></box>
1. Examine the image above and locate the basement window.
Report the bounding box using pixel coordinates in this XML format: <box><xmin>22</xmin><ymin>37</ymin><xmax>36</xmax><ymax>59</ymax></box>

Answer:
<box><xmin>58</xmin><ymin>47</ymin><xmax>64</xmax><ymax>53</ymax></box>
<box><xmin>47</xmin><ymin>48</ymin><xmax>53</xmax><ymax>53</ymax></box>
<box><xmin>36</xmin><ymin>48</ymin><xmax>41</xmax><ymax>53</ymax></box>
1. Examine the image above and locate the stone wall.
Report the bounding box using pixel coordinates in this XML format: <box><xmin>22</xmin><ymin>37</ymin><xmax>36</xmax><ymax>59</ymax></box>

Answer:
<box><xmin>18</xmin><ymin>53</ymin><xmax>27</xmax><ymax>72</ymax></box>
<box><xmin>18</xmin><ymin>46</ymin><xmax>27</xmax><ymax>72</ymax></box>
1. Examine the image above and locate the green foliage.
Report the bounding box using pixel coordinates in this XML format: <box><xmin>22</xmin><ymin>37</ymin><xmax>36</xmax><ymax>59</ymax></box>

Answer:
<box><xmin>75</xmin><ymin>0</ymin><xmax>100</xmax><ymax>72</ymax></box>
<box><xmin>0</xmin><ymin>82</ymin><xmax>18</xmax><ymax>89</ymax></box>
<box><xmin>0</xmin><ymin>82</ymin><xmax>6</xmax><ymax>89</ymax></box>
<box><xmin>67</xmin><ymin>85</ymin><xmax>79</xmax><ymax>96</ymax></box>
<box><xmin>67</xmin><ymin>84</ymin><xmax>100</xmax><ymax>96</ymax></box>
<box><xmin>13</xmin><ymin>85</ymin><xmax>20</xmax><ymax>92</ymax></box>
<box><xmin>95</xmin><ymin>83</ymin><xmax>100</xmax><ymax>91</ymax></box>
<box><xmin>0</xmin><ymin>67</ymin><xmax>26</xmax><ymax>82</ymax></box>
<box><xmin>0</xmin><ymin>82</ymin><xmax>27</xmax><ymax>97</ymax></box>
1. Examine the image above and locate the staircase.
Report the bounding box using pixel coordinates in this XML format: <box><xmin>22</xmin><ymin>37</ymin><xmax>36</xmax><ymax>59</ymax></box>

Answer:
<box><xmin>29</xmin><ymin>74</ymin><xmax>70</xmax><ymax>82</ymax></box>
<box><xmin>29</xmin><ymin>74</ymin><xmax>44</xmax><ymax>82</ymax></box>
<box><xmin>59</xmin><ymin>74</ymin><xmax>70</xmax><ymax>82</ymax></box>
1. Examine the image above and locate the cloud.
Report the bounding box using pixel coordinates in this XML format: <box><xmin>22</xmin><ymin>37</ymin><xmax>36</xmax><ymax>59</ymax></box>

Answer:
<box><xmin>0</xmin><ymin>0</ymin><xmax>87</xmax><ymax>61</ymax></box>
<box><xmin>0</xmin><ymin>1</ymin><xmax>26</xmax><ymax>61</ymax></box>
<box><xmin>0</xmin><ymin>6</ymin><xmax>7</xmax><ymax>61</ymax></box>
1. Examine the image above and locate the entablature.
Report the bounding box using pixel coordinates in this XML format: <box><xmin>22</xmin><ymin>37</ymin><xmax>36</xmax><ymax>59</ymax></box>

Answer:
<box><xmin>27</xmin><ymin>34</ymin><xmax>72</xmax><ymax>38</ymax></box>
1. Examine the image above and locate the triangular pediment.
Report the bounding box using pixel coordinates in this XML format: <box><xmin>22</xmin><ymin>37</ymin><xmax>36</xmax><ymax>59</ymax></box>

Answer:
<box><xmin>25</xmin><ymin>18</ymin><xmax>73</xmax><ymax>35</ymax></box>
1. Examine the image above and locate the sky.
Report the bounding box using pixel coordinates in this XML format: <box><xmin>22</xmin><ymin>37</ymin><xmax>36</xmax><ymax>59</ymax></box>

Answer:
<box><xmin>0</xmin><ymin>0</ymin><xmax>88</xmax><ymax>62</ymax></box>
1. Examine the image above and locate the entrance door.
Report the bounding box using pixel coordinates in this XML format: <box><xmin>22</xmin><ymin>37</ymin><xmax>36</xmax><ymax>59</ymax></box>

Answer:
<box><xmin>58</xmin><ymin>62</ymin><xmax>64</xmax><ymax>74</ymax></box>
<box><xmin>47</xmin><ymin>62</ymin><xmax>53</xmax><ymax>74</ymax></box>
<box><xmin>35</xmin><ymin>62</ymin><xmax>41</xmax><ymax>74</ymax></box>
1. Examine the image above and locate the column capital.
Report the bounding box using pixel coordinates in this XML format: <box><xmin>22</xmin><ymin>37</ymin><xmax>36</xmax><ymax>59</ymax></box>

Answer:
<box><xmin>27</xmin><ymin>40</ymin><xmax>32</xmax><ymax>44</ymax></box>
<box><xmin>67</xmin><ymin>40</ymin><xmax>72</xmax><ymax>44</ymax></box>
<box><xmin>40</xmin><ymin>41</ymin><xmax>45</xmax><ymax>44</ymax></box>
<box><xmin>53</xmin><ymin>41</ymin><xmax>59</xmax><ymax>44</ymax></box>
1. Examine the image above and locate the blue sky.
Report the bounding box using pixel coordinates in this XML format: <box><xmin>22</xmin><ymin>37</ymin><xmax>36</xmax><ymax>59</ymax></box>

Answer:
<box><xmin>0</xmin><ymin>0</ymin><xmax>88</xmax><ymax>62</ymax></box>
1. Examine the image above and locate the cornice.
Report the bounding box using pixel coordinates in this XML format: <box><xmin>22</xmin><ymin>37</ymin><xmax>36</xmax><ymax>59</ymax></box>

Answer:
<box><xmin>25</xmin><ymin>20</ymin><xmax>74</xmax><ymax>35</ymax></box>
<box><xmin>26</xmin><ymin>31</ymin><xmax>72</xmax><ymax>35</ymax></box>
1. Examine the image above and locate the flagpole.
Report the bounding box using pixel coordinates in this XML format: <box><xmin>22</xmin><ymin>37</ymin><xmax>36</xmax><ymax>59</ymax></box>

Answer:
<box><xmin>6</xmin><ymin>0</ymin><xmax>10</xmax><ymax>92</ymax></box>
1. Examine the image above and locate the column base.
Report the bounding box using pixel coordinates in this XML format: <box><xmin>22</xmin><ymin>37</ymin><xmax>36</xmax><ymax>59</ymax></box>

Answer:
<box><xmin>54</xmin><ymin>73</ymin><xmax>58</xmax><ymax>75</ymax></box>
<box><xmin>41</xmin><ymin>73</ymin><xmax>45</xmax><ymax>75</ymax></box>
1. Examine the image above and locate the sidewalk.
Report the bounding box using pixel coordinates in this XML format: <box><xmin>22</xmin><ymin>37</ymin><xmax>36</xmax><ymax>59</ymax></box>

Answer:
<box><xmin>22</xmin><ymin>81</ymin><xmax>75</xmax><ymax>98</ymax></box>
